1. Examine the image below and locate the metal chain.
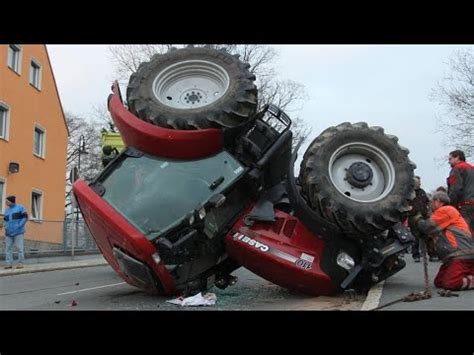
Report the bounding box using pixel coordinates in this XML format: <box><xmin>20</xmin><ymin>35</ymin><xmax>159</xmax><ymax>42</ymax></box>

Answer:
<box><xmin>420</xmin><ymin>238</ymin><xmax>432</xmax><ymax>297</ymax></box>
<box><xmin>372</xmin><ymin>238</ymin><xmax>432</xmax><ymax>310</ymax></box>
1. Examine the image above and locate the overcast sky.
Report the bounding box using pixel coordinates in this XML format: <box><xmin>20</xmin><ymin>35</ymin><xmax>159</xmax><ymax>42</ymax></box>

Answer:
<box><xmin>47</xmin><ymin>44</ymin><xmax>473</xmax><ymax>192</ymax></box>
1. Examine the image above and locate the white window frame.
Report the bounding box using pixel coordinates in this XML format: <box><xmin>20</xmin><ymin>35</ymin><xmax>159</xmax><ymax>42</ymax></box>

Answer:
<box><xmin>0</xmin><ymin>102</ymin><xmax>10</xmax><ymax>141</ymax></box>
<box><xmin>0</xmin><ymin>177</ymin><xmax>6</xmax><ymax>215</ymax></box>
<box><xmin>29</xmin><ymin>58</ymin><xmax>42</xmax><ymax>90</ymax></box>
<box><xmin>33</xmin><ymin>123</ymin><xmax>46</xmax><ymax>159</ymax></box>
<box><xmin>7</xmin><ymin>45</ymin><xmax>22</xmax><ymax>74</ymax></box>
<box><xmin>31</xmin><ymin>189</ymin><xmax>43</xmax><ymax>221</ymax></box>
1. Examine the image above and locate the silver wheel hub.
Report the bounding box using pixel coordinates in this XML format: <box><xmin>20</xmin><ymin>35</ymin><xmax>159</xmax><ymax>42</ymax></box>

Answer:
<box><xmin>153</xmin><ymin>60</ymin><xmax>230</xmax><ymax>110</ymax></box>
<box><xmin>328</xmin><ymin>142</ymin><xmax>396</xmax><ymax>203</ymax></box>
<box><xmin>346</xmin><ymin>161</ymin><xmax>374</xmax><ymax>188</ymax></box>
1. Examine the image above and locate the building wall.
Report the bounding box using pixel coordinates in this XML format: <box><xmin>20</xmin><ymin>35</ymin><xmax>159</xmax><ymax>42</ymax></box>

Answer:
<box><xmin>0</xmin><ymin>45</ymin><xmax>68</xmax><ymax>243</ymax></box>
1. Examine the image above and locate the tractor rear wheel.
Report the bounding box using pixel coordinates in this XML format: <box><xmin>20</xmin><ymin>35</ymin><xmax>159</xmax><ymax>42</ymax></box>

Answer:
<box><xmin>126</xmin><ymin>46</ymin><xmax>258</xmax><ymax>130</ymax></box>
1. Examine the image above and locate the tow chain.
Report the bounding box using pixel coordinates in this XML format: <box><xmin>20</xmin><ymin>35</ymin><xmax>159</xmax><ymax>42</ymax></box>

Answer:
<box><xmin>372</xmin><ymin>239</ymin><xmax>432</xmax><ymax>310</ymax></box>
<box><xmin>420</xmin><ymin>239</ymin><xmax>432</xmax><ymax>297</ymax></box>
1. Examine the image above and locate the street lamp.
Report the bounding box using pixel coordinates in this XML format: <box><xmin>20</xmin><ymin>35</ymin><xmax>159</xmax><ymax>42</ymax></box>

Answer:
<box><xmin>75</xmin><ymin>135</ymin><xmax>88</xmax><ymax>222</ymax></box>
<box><xmin>77</xmin><ymin>135</ymin><xmax>88</xmax><ymax>176</ymax></box>
<box><xmin>72</xmin><ymin>135</ymin><xmax>88</xmax><ymax>258</ymax></box>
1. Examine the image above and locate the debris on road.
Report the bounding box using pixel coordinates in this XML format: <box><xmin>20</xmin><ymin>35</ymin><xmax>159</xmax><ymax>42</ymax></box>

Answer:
<box><xmin>70</xmin><ymin>300</ymin><xmax>78</xmax><ymax>307</ymax></box>
<box><xmin>166</xmin><ymin>292</ymin><xmax>217</xmax><ymax>307</ymax></box>
<box><xmin>438</xmin><ymin>290</ymin><xmax>459</xmax><ymax>297</ymax></box>
<box><xmin>343</xmin><ymin>289</ymin><xmax>358</xmax><ymax>304</ymax></box>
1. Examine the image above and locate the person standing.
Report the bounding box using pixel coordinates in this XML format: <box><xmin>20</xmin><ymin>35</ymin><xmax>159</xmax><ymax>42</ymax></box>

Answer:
<box><xmin>408</xmin><ymin>176</ymin><xmax>438</xmax><ymax>262</ymax></box>
<box><xmin>2</xmin><ymin>196</ymin><xmax>28</xmax><ymax>269</ymax></box>
<box><xmin>447</xmin><ymin>150</ymin><xmax>474</xmax><ymax>234</ymax></box>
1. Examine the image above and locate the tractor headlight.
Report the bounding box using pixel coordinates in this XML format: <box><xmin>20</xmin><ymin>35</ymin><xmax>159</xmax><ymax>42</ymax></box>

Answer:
<box><xmin>188</xmin><ymin>214</ymin><xmax>195</xmax><ymax>225</ymax></box>
<box><xmin>337</xmin><ymin>252</ymin><xmax>355</xmax><ymax>271</ymax></box>
<box><xmin>198</xmin><ymin>207</ymin><xmax>206</xmax><ymax>220</ymax></box>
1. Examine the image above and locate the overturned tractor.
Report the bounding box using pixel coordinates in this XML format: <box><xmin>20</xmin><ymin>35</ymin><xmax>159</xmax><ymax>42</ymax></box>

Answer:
<box><xmin>74</xmin><ymin>46</ymin><xmax>416</xmax><ymax>297</ymax></box>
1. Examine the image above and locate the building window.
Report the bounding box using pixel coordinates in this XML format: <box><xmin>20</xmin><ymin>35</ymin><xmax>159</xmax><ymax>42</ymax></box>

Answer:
<box><xmin>7</xmin><ymin>45</ymin><xmax>22</xmax><ymax>73</ymax></box>
<box><xmin>30</xmin><ymin>59</ymin><xmax>42</xmax><ymax>90</ymax></box>
<box><xmin>0</xmin><ymin>104</ymin><xmax>9</xmax><ymax>140</ymax></box>
<box><xmin>31</xmin><ymin>190</ymin><xmax>43</xmax><ymax>220</ymax></box>
<box><xmin>33</xmin><ymin>125</ymin><xmax>46</xmax><ymax>158</ymax></box>
<box><xmin>0</xmin><ymin>179</ymin><xmax>5</xmax><ymax>214</ymax></box>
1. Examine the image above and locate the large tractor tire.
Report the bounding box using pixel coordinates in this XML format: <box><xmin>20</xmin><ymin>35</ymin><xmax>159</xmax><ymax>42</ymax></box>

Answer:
<box><xmin>299</xmin><ymin>122</ymin><xmax>416</xmax><ymax>238</ymax></box>
<box><xmin>126</xmin><ymin>46</ymin><xmax>258</xmax><ymax>130</ymax></box>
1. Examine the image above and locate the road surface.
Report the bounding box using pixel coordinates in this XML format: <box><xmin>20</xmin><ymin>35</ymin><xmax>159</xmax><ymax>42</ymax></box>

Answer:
<box><xmin>0</xmin><ymin>265</ymin><xmax>364</xmax><ymax>310</ymax></box>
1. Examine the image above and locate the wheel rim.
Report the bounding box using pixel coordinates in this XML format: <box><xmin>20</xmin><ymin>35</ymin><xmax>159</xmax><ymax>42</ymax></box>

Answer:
<box><xmin>152</xmin><ymin>60</ymin><xmax>230</xmax><ymax>109</ymax></box>
<box><xmin>328</xmin><ymin>142</ymin><xmax>396</xmax><ymax>203</ymax></box>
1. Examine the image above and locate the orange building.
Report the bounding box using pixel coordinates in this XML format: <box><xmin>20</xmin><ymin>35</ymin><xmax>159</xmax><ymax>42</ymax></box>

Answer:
<box><xmin>0</xmin><ymin>45</ymin><xmax>68</xmax><ymax>245</ymax></box>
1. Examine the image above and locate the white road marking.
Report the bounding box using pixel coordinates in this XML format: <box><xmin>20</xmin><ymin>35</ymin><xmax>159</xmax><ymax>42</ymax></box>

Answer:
<box><xmin>360</xmin><ymin>281</ymin><xmax>385</xmax><ymax>310</ymax></box>
<box><xmin>57</xmin><ymin>282</ymin><xmax>126</xmax><ymax>296</ymax></box>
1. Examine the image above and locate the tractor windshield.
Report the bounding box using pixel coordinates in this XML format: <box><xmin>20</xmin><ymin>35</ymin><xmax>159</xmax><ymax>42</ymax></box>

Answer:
<box><xmin>98</xmin><ymin>151</ymin><xmax>244</xmax><ymax>240</ymax></box>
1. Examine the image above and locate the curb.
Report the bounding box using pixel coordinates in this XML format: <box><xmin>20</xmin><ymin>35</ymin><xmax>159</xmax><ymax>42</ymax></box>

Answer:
<box><xmin>0</xmin><ymin>259</ymin><xmax>109</xmax><ymax>277</ymax></box>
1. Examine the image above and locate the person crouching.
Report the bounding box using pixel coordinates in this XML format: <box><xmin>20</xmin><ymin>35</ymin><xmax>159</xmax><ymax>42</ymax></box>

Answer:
<box><xmin>414</xmin><ymin>191</ymin><xmax>474</xmax><ymax>291</ymax></box>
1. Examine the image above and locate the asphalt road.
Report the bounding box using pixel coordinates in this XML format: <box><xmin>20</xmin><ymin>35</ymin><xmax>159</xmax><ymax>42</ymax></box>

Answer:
<box><xmin>3</xmin><ymin>253</ymin><xmax>471</xmax><ymax>310</ymax></box>
<box><xmin>375</xmin><ymin>256</ymin><xmax>474</xmax><ymax>310</ymax></box>
<box><xmin>0</xmin><ymin>265</ymin><xmax>364</xmax><ymax>310</ymax></box>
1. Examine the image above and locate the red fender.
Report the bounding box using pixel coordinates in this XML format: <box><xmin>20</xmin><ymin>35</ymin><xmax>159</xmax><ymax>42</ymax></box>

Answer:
<box><xmin>108</xmin><ymin>81</ymin><xmax>223</xmax><ymax>159</ymax></box>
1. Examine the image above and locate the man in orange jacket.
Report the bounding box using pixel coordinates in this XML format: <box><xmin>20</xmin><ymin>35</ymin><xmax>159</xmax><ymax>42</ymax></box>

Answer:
<box><xmin>414</xmin><ymin>191</ymin><xmax>474</xmax><ymax>291</ymax></box>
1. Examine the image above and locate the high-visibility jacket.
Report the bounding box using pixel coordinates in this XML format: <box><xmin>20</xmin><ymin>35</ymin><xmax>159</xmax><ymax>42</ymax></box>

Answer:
<box><xmin>417</xmin><ymin>205</ymin><xmax>474</xmax><ymax>262</ymax></box>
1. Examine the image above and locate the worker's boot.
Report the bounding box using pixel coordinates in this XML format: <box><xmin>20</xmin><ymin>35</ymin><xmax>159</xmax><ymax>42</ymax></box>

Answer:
<box><xmin>16</xmin><ymin>263</ymin><xmax>24</xmax><ymax>269</ymax></box>
<box><xmin>4</xmin><ymin>265</ymin><xmax>12</xmax><ymax>269</ymax></box>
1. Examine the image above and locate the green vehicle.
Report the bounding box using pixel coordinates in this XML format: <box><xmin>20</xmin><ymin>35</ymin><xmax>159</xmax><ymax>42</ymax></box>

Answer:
<box><xmin>100</xmin><ymin>129</ymin><xmax>126</xmax><ymax>167</ymax></box>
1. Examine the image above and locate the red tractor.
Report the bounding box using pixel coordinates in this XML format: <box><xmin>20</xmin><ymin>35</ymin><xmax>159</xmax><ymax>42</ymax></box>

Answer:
<box><xmin>73</xmin><ymin>46</ymin><xmax>416</xmax><ymax>297</ymax></box>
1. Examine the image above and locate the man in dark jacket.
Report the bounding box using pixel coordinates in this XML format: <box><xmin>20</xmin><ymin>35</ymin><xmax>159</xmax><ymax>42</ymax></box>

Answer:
<box><xmin>447</xmin><ymin>150</ymin><xmax>474</xmax><ymax>234</ymax></box>
<box><xmin>414</xmin><ymin>191</ymin><xmax>474</xmax><ymax>291</ymax></box>
<box><xmin>408</xmin><ymin>176</ymin><xmax>438</xmax><ymax>262</ymax></box>
<box><xmin>2</xmin><ymin>196</ymin><xmax>28</xmax><ymax>269</ymax></box>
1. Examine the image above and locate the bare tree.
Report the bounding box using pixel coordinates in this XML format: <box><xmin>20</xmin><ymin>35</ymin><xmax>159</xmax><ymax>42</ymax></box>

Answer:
<box><xmin>257</xmin><ymin>78</ymin><xmax>309</xmax><ymax>148</ymax></box>
<box><xmin>431</xmin><ymin>47</ymin><xmax>474</xmax><ymax>159</ymax></box>
<box><xmin>108</xmin><ymin>44</ymin><xmax>311</xmax><ymax>148</ymax></box>
<box><xmin>108</xmin><ymin>45</ymin><xmax>172</xmax><ymax>81</ymax></box>
<box><xmin>65</xmin><ymin>112</ymin><xmax>102</xmax><ymax>216</ymax></box>
<box><xmin>92</xmin><ymin>103</ymin><xmax>116</xmax><ymax>132</ymax></box>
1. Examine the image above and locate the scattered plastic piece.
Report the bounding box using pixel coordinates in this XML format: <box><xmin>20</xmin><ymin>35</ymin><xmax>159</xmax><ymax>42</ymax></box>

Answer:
<box><xmin>166</xmin><ymin>292</ymin><xmax>217</xmax><ymax>307</ymax></box>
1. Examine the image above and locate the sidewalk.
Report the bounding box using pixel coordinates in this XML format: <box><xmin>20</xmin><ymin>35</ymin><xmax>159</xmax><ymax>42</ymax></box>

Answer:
<box><xmin>0</xmin><ymin>254</ymin><xmax>109</xmax><ymax>277</ymax></box>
